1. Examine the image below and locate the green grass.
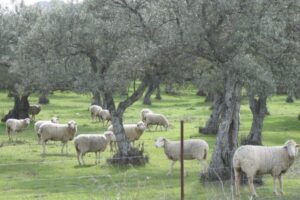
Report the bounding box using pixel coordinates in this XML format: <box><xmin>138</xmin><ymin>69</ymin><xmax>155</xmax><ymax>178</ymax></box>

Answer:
<box><xmin>0</xmin><ymin>89</ymin><xmax>300</xmax><ymax>200</ymax></box>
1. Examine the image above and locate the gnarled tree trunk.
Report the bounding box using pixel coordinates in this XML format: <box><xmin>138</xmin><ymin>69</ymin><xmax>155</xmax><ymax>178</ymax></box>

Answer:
<box><xmin>201</xmin><ymin>74</ymin><xmax>241</xmax><ymax>181</ymax></box>
<box><xmin>200</xmin><ymin>91</ymin><xmax>224</xmax><ymax>135</ymax></box>
<box><xmin>143</xmin><ymin>75</ymin><xmax>160</xmax><ymax>105</ymax></box>
<box><xmin>243</xmin><ymin>94</ymin><xmax>267</xmax><ymax>145</ymax></box>
<box><xmin>1</xmin><ymin>95</ymin><xmax>30</xmax><ymax>122</ymax></box>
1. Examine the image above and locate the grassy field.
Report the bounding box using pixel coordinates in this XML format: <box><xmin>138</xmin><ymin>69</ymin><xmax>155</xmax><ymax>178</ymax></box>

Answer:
<box><xmin>0</xmin><ymin>89</ymin><xmax>300</xmax><ymax>200</ymax></box>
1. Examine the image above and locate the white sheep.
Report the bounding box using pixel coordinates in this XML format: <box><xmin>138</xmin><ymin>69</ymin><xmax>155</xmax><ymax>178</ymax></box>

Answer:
<box><xmin>97</xmin><ymin>109</ymin><xmax>111</xmax><ymax>126</ymax></box>
<box><xmin>155</xmin><ymin>137</ymin><xmax>209</xmax><ymax>176</ymax></box>
<box><xmin>6</xmin><ymin>118</ymin><xmax>31</xmax><ymax>141</ymax></box>
<box><xmin>34</xmin><ymin>117</ymin><xmax>59</xmax><ymax>133</ymax></box>
<box><xmin>74</xmin><ymin>131</ymin><xmax>116</xmax><ymax>165</ymax></box>
<box><xmin>144</xmin><ymin>113</ymin><xmax>169</xmax><ymax>131</ymax></box>
<box><xmin>88</xmin><ymin>105</ymin><xmax>102</xmax><ymax>121</ymax></box>
<box><xmin>140</xmin><ymin>108</ymin><xmax>153</xmax><ymax>122</ymax></box>
<box><xmin>107</xmin><ymin>121</ymin><xmax>146</xmax><ymax>149</ymax></box>
<box><xmin>233</xmin><ymin>140</ymin><xmax>300</xmax><ymax>197</ymax></box>
<box><xmin>38</xmin><ymin>120</ymin><xmax>77</xmax><ymax>154</ymax></box>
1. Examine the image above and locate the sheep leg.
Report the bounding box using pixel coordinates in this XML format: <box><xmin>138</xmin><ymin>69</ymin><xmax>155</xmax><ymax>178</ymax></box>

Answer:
<box><xmin>167</xmin><ymin>161</ymin><xmax>176</xmax><ymax>176</ymax></box>
<box><xmin>234</xmin><ymin>169</ymin><xmax>241</xmax><ymax>197</ymax></box>
<box><xmin>80</xmin><ymin>152</ymin><xmax>85</xmax><ymax>165</ymax></box>
<box><xmin>278</xmin><ymin>174</ymin><xmax>284</xmax><ymax>195</ymax></box>
<box><xmin>76</xmin><ymin>152</ymin><xmax>82</xmax><ymax>165</ymax></box>
<box><xmin>247</xmin><ymin>176</ymin><xmax>258</xmax><ymax>197</ymax></box>
<box><xmin>61</xmin><ymin>142</ymin><xmax>66</xmax><ymax>154</ymax></box>
<box><xmin>199</xmin><ymin>160</ymin><xmax>208</xmax><ymax>173</ymax></box>
<box><xmin>42</xmin><ymin>142</ymin><xmax>46</xmax><ymax>155</ymax></box>
<box><xmin>95</xmin><ymin>152</ymin><xmax>100</xmax><ymax>164</ymax></box>
<box><xmin>273</xmin><ymin>176</ymin><xmax>279</xmax><ymax>196</ymax></box>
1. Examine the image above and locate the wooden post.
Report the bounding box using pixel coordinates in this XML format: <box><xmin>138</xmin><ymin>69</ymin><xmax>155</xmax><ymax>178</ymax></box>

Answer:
<box><xmin>180</xmin><ymin>120</ymin><xmax>184</xmax><ymax>200</ymax></box>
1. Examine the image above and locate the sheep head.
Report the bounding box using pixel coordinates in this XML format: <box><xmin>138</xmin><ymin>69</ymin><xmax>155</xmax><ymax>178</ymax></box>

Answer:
<box><xmin>284</xmin><ymin>140</ymin><xmax>299</xmax><ymax>158</ymax></box>
<box><xmin>104</xmin><ymin>131</ymin><xmax>116</xmax><ymax>142</ymax></box>
<box><xmin>67</xmin><ymin>120</ymin><xmax>77</xmax><ymax>130</ymax></box>
<box><xmin>155</xmin><ymin>137</ymin><xmax>166</xmax><ymax>148</ymax></box>
<box><xmin>136</xmin><ymin>121</ymin><xmax>146</xmax><ymax>132</ymax></box>
<box><xmin>24</xmin><ymin>118</ymin><xmax>30</xmax><ymax>125</ymax></box>
<box><xmin>51</xmin><ymin>117</ymin><xmax>59</xmax><ymax>123</ymax></box>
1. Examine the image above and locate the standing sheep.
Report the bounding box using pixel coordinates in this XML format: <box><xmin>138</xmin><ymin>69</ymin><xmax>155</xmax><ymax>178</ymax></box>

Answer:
<box><xmin>88</xmin><ymin>105</ymin><xmax>102</xmax><ymax>121</ymax></box>
<box><xmin>97</xmin><ymin>109</ymin><xmax>111</xmax><ymax>126</ymax></box>
<box><xmin>140</xmin><ymin>108</ymin><xmax>153</xmax><ymax>122</ymax></box>
<box><xmin>38</xmin><ymin>120</ymin><xmax>77</xmax><ymax>154</ymax></box>
<box><xmin>144</xmin><ymin>113</ymin><xmax>169</xmax><ymax>131</ymax></box>
<box><xmin>107</xmin><ymin>121</ymin><xmax>146</xmax><ymax>149</ymax></box>
<box><xmin>155</xmin><ymin>137</ymin><xmax>209</xmax><ymax>176</ymax></box>
<box><xmin>34</xmin><ymin>117</ymin><xmax>59</xmax><ymax>133</ymax></box>
<box><xmin>74</xmin><ymin>131</ymin><xmax>116</xmax><ymax>165</ymax></box>
<box><xmin>233</xmin><ymin>140</ymin><xmax>300</xmax><ymax>197</ymax></box>
<box><xmin>6</xmin><ymin>118</ymin><xmax>31</xmax><ymax>141</ymax></box>
<box><xmin>28</xmin><ymin>105</ymin><xmax>41</xmax><ymax>120</ymax></box>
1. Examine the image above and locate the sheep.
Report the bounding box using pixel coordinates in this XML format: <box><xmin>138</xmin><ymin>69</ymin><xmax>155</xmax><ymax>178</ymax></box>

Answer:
<box><xmin>6</xmin><ymin>118</ymin><xmax>31</xmax><ymax>141</ymax></box>
<box><xmin>34</xmin><ymin>117</ymin><xmax>59</xmax><ymax>133</ymax></box>
<box><xmin>140</xmin><ymin>108</ymin><xmax>153</xmax><ymax>122</ymax></box>
<box><xmin>28</xmin><ymin>105</ymin><xmax>41</xmax><ymax>120</ymax></box>
<box><xmin>38</xmin><ymin>120</ymin><xmax>77</xmax><ymax>154</ymax></box>
<box><xmin>74</xmin><ymin>131</ymin><xmax>116</xmax><ymax>165</ymax></box>
<box><xmin>107</xmin><ymin>121</ymin><xmax>146</xmax><ymax>150</ymax></box>
<box><xmin>97</xmin><ymin>109</ymin><xmax>111</xmax><ymax>126</ymax></box>
<box><xmin>233</xmin><ymin>140</ymin><xmax>300</xmax><ymax>197</ymax></box>
<box><xmin>144</xmin><ymin>113</ymin><xmax>169</xmax><ymax>131</ymax></box>
<box><xmin>88</xmin><ymin>105</ymin><xmax>102</xmax><ymax>121</ymax></box>
<box><xmin>155</xmin><ymin>137</ymin><xmax>209</xmax><ymax>176</ymax></box>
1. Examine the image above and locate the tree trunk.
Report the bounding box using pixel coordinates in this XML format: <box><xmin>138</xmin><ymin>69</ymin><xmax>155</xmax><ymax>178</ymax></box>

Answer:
<box><xmin>38</xmin><ymin>91</ymin><xmax>49</xmax><ymax>104</ymax></box>
<box><xmin>143</xmin><ymin>76</ymin><xmax>160</xmax><ymax>105</ymax></box>
<box><xmin>201</xmin><ymin>74</ymin><xmax>241</xmax><ymax>181</ymax></box>
<box><xmin>204</xmin><ymin>92</ymin><xmax>214</xmax><ymax>102</ymax></box>
<box><xmin>91</xmin><ymin>90</ymin><xmax>102</xmax><ymax>106</ymax></box>
<box><xmin>286</xmin><ymin>95</ymin><xmax>294</xmax><ymax>103</ymax></box>
<box><xmin>155</xmin><ymin>85</ymin><xmax>162</xmax><ymax>100</ymax></box>
<box><xmin>196</xmin><ymin>89</ymin><xmax>206</xmax><ymax>96</ymax></box>
<box><xmin>1</xmin><ymin>95</ymin><xmax>30</xmax><ymax>122</ymax></box>
<box><xmin>242</xmin><ymin>94</ymin><xmax>267</xmax><ymax>146</ymax></box>
<box><xmin>105</xmin><ymin>75</ymin><xmax>149</xmax><ymax>166</ymax></box>
<box><xmin>200</xmin><ymin>91</ymin><xmax>223</xmax><ymax>135</ymax></box>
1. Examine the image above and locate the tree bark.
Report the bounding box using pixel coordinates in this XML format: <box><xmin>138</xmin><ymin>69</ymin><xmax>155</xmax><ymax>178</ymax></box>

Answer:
<box><xmin>1</xmin><ymin>95</ymin><xmax>30</xmax><ymax>122</ymax></box>
<box><xmin>105</xmin><ymin>75</ymin><xmax>149</xmax><ymax>165</ymax></box>
<box><xmin>200</xmin><ymin>91</ymin><xmax>224</xmax><ymax>135</ymax></box>
<box><xmin>38</xmin><ymin>91</ymin><xmax>49</xmax><ymax>104</ymax></box>
<box><xmin>243</xmin><ymin>94</ymin><xmax>267</xmax><ymax>145</ymax></box>
<box><xmin>201</xmin><ymin>74</ymin><xmax>241</xmax><ymax>181</ymax></box>
<box><xmin>204</xmin><ymin>92</ymin><xmax>214</xmax><ymax>102</ymax></box>
<box><xmin>91</xmin><ymin>90</ymin><xmax>102</xmax><ymax>106</ymax></box>
<box><xmin>143</xmin><ymin>75</ymin><xmax>160</xmax><ymax>105</ymax></box>
<box><xmin>155</xmin><ymin>85</ymin><xmax>162</xmax><ymax>100</ymax></box>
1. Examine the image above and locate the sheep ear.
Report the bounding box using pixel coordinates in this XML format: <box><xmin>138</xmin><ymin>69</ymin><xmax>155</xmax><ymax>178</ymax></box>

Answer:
<box><xmin>296</xmin><ymin>144</ymin><xmax>300</xmax><ymax>148</ymax></box>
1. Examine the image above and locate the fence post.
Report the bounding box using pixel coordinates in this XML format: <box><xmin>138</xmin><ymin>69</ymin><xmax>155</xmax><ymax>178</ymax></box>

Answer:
<box><xmin>180</xmin><ymin>120</ymin><xmax>184</xmax><ymax>200</ymax></box>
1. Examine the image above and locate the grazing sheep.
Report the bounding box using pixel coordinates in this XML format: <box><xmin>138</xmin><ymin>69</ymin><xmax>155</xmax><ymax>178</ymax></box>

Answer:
<box><xmin>140</xmin><ymin>108</ymin><xmax>153</xmax><ymax>122</ymax></box>
<box><xmin>233</xmin><ymin>140</ymin><xmax>300</xmax><ymax>197</ymax></box>
<box><xmin>74</xmin><ymin>131</ymin><xmax>116</xmax><ymax>165</ymax></box>
<box><xmin>97</xmin><ymin>109</ymin><xmax>111</xmax><ymax>126</ymax></box>
<box><xmin>28</xmin><ymin>105</ymin><xmax>41</xmax><ymax>120</ymax></box>
<box><xmin>6</xmin><ymin>118</ymin><xmax>31</xmax><ymax>141</ymax></box>
<box><xmin>144</xmin><ymin>113</ymin><xmax>169</xmax><ymax>131</ymax></box>
<box><xmin>34</xmin><ymin>117</ymin><xmax>59</xmax><ymax>133</ymax></box>
<box><xmin>155</xmin><ymin>137</ymin><xmax>209</xmax><ymax>176</ymax></box>
<box><xmin>88</xmin><ymin>105</ymin><xmax>102</xmax><ymax>121</ymax></box>
<box><xmin>38</xmin><ymin>120</ymin><xmax>77</xmax><ymax>154</ymax></box>
<box><xmin>107</xmin><ymin>121</ymin><xmax>146</xmax><ymax>149</ymax></box>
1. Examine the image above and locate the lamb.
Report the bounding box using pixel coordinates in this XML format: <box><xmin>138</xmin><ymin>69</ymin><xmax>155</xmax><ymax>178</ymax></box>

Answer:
<box><xmin>28</xmin><ymin>105</ymin><xmax>41</xmax><ymax>120</ymax></box>
<box><xmin>97</xmin><ymin>109</ymin><xmax>111</xmax><ymax>126</ymax></box>
<box><xmin>233</xmin><ymin>140</ymin><xmax>300</xmax><ymax>197</ymax></box>
<box><xmin>107</xmin><ymin>121</ymin><xmax>146</xmax><ymax>150</ymax></box>
<box><xmin>155</xmin><ymin>137</ymin><xmax>209</xmax><ymax>176</ymax></box>
<box><xmin>38</xmin><ymin>120</ymin><xmax>77</xmax><ymax>154</ymax></box>
<box><xmin>74</xmin><ymin>131</ymin><xmax>116</xmax><ymax>165</ymax></box>
<box><xmin>88</xmin><ymin>105</ymin><xmax>102</xmax><ymax>121</ymax></box>
<box><xmin>34</xmin><ymin>117</ymin><xmax>59</xmax><ymax>133</ymax></box>
<box><xmin>140</xmin><ymin>108</ymin><xmax>153</xmax><ymax>122</ymax></box>
<box><xmin>6</xmin><ymin>118</ymin><xmax>31</xmax><ymax>141</ymax></box>
<box><xmin>144</xmin><ymin>113</ymin><xmax>169</xmax><ymax>131</ymax></box>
